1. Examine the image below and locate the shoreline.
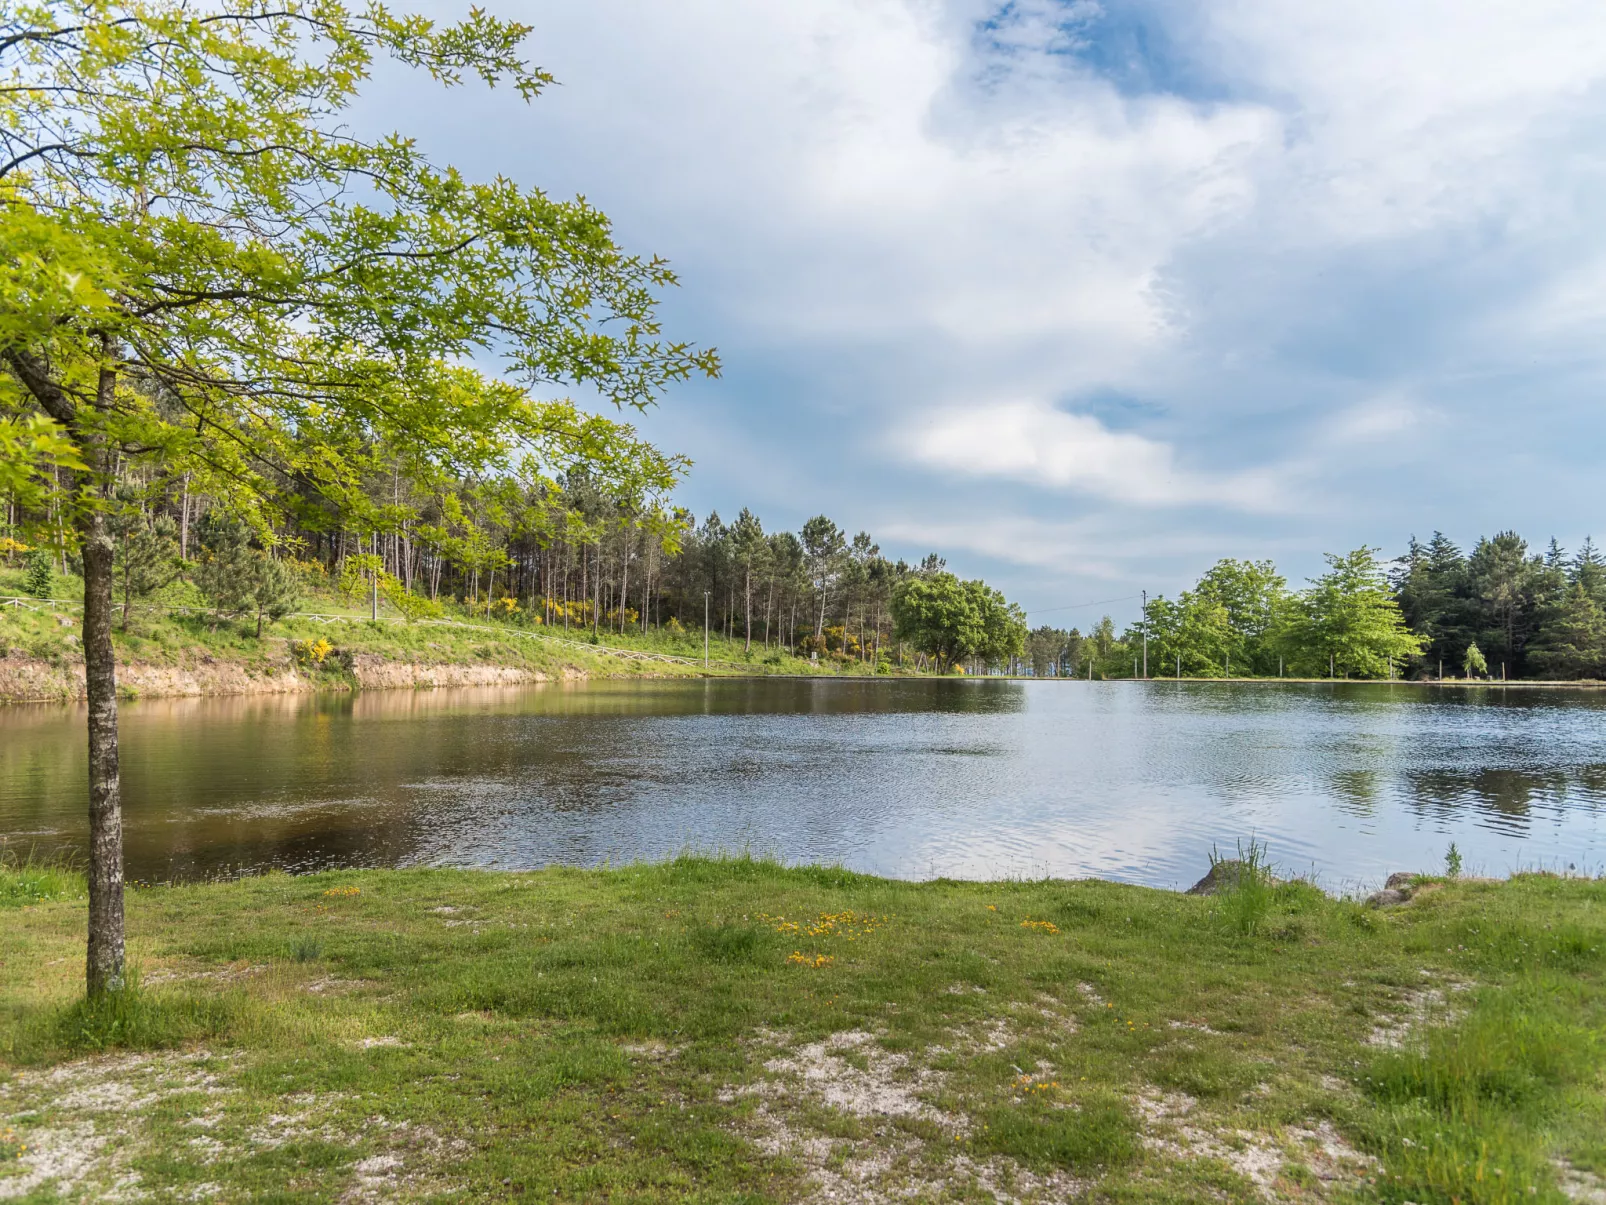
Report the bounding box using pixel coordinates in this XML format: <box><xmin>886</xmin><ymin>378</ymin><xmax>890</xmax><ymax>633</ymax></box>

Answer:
<box><xmin>6</xmin><ymin>655</ymin><xmax>1606</xmax><ymax>705</ymax></box>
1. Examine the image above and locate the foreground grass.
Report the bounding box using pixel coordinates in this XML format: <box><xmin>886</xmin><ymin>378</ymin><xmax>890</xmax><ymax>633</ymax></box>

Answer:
<box><xmin>0</xmin><ymin>859</ymin><xmax>1602</xmax><ymax>1203</ymax></box>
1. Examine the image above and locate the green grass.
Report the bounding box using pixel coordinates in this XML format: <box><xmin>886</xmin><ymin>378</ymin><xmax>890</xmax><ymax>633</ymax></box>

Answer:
<box><xmin>0</xmin><ymin>849</ymin><xmax>81</xmax><ymax>909</ymax></box>
<box><xmin>0</xmin><ymin>859</ymin><xmax>1602</xmax><ymax>1202</ymax></box>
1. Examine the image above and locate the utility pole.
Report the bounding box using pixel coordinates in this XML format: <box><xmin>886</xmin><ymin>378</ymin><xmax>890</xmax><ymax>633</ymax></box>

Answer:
<box><xmin>1330</xmin><ymin>653</ymin><xmax>1334</xmax><ymax>680</ymax></box>
<box><xmin>370</xmin><ymin>531</ymin><xmax>379</xmax><ymax>622</ymax></box>
<box><xmin>703</xmin><ymin>591</ymin><xmax>710</xmax><ymax>669</ymax></box>
<box><xmin>1141</xmin><ymin>589</ymin><xmax>1147</xmax><ymax>679</ymax></box>
<box><xmin>1176</xmin><ymin>654</ymin><xmax>1180</xmax><ymax>680</ymax></box>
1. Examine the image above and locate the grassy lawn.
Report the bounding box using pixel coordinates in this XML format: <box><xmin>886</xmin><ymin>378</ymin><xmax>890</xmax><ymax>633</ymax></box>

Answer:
<box><xmin>0</xmin><ymin>858</ymin><xmax>1602</xmax><ymax>1203</ymax></box>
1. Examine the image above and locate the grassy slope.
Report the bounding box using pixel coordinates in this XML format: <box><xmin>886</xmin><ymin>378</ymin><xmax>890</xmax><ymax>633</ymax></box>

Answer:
<box><xmin>0</xmin><ymin>564</ymin><xmax>876</xmax><ymax>689</ymax></box>
<box><xmin>1</xmin><ymin>860</ymin><xmax>1602</xmax><ymax>1203</ymax></box>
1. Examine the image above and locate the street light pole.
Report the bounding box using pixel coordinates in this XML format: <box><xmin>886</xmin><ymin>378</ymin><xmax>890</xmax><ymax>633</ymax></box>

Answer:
<box><xmin>703</xmin><ymin>591</ymin><xmax>710</xmax><ymax>669</ymax></box>
<box><xmin>1140</xmin><ymin>589</ymin><xmax>1147</xmax><ymax>679</ymax></box>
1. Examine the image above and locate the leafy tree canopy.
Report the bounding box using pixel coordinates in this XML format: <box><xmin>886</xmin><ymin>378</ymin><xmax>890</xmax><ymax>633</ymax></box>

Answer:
<box><xmin>891</xmin><ymin>571</ymin><xmax>1025</xmax><ymax>671</ymax></box>
<box><xmin>1280</xmin><ymin>547</ymin><xmax>1424</xmax><ymax>677</ymax></box>
<box><xmin>1</xmin><ymin>0</ymin><xmax>716</xmax><ymax>995</ymax></box>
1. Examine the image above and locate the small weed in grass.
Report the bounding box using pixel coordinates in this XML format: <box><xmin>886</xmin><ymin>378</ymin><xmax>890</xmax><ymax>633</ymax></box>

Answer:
<box><xmin>693</xmin><ymin>922</ymin><xmax>762</xmax><ymax>964</ymax></box>
<box><xmin>1209</xmin><ymin>838</ymin><xmax>1276</xmax><ymax>936</ymax></box>
<box><xmin>287</xmin><ymin>935</ymin><xmax>323</xmax><ymax>962</ymax></box>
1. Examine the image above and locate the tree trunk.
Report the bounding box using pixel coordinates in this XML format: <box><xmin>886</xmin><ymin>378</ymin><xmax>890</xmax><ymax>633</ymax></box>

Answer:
<box><xmin>744</xmin><ymin>565</ymin><xmax>752</xmax><ymax>654</ymax></box>
<box><xmin>619</xmin><ymin>528</ymin><xmax>630</xmax><ymax>635</ymax></box>
<box><xmin>81</xmin><ymin>502</ymin><xmax>126</xmax><ymax>995</ymax></box>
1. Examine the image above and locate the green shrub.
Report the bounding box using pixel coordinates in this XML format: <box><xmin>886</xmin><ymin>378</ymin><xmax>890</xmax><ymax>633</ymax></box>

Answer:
<box><xmin>1210</xmin><ymin>839</ymin><xmax>1276</xmax><ymax>936</ymax></box>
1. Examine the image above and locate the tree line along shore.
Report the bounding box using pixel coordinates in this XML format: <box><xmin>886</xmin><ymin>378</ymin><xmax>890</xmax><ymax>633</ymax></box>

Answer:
<box><xmin>5</xmin><ymin>525</ymin><xmax>1605</xmax><ymax>699</ymax></box>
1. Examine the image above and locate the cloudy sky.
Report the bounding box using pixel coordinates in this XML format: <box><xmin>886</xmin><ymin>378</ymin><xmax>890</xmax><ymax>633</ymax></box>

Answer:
<box><xmin>371</xmin><ymin>0</ymin><xmax>1606</xmax><ymax>622</ymax></box>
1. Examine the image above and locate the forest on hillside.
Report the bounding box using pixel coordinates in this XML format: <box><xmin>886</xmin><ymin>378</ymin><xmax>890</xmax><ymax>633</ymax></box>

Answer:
<box><xmin>1</xmin><ymin>466</ymin><xmax>1029</xmax><ymax>672</ymax></box>
<box><xmin>8</xmin><ymin>448</ymin><xmax>1603</xmax><ymax>680</ymax></box>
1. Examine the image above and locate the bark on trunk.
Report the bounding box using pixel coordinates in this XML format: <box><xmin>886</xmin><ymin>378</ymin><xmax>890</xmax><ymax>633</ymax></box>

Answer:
<box><xmin>81</xmin><ymin>504</ymin><xmax>125</xmax><ymax>994</ymax></box>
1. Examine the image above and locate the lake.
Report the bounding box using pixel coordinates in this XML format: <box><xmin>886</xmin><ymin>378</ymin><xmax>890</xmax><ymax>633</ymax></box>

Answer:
<box><xmin>2</xmin><ymin>678</ymin><xmax>1603</xmax><ymax>891</ymax></box>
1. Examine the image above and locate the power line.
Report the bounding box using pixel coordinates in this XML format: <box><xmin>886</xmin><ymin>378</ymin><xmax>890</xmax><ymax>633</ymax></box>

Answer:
<box><xmin>1023</xmin><ymin>592</ymin><xmax>1143</xmax><ymax>617</ymax></box>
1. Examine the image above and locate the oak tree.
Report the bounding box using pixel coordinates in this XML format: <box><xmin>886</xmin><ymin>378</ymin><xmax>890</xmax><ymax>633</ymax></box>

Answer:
<box><xmin>1</xmin><ymin>0</ymin><xmax>716</xmax><ymax>993</ymax></box>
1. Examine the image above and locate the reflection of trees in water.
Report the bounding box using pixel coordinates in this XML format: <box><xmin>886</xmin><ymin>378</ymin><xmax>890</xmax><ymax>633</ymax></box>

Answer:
<box><xmin>1328</xmin><ymin>770</ymin><xmax>1381</xmax><ymax>815</ymax></box>
<box><xmin>1399</xmin><ymin>767</ymin><xmax>1588</xmax><ymax>833</ymax></box>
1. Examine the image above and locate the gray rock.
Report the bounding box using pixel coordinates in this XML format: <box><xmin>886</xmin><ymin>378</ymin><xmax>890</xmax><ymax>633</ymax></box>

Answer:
<box><xmin>1187</xmin><ymin>860</ymin><xmax>1268</xmax><ymax>896</ymax></box>
<box><xmin>1366</xmin><ymin>888</ymin><xmax>1410</xmax><ymax>908</ymax></box>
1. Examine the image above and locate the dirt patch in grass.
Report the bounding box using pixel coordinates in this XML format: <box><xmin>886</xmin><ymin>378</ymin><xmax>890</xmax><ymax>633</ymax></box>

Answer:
<box><xmin>1365</xmin><ymin>974</ymin><xmax>1472</xmax><ymax>1048</ymax></box>
<box><xmin>1135</xmin><ymin>1089</ymin><xmax>1376</xmax><ymax>1199</ymax></box>
<box><xmin>761</xmin><ymin>1030</ymin><xmax>955</xmax><ymax>1127</ymax></box>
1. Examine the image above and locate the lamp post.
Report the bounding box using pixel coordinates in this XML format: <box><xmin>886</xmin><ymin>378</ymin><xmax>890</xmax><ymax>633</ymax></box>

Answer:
<box><xmin>1140</xmin><ymin>589</ymin><xmax>1147</xmax><ymax>679</ymax></box>
<box><xmin>703</xmin><ymin>591</ymin><xmax>710</xmax><ymax>670</ymax></box>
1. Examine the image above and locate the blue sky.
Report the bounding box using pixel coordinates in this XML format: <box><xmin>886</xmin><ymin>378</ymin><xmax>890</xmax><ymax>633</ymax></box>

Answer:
<box><xmin>367</xmin><ymin>0</ymin><xmax>1606</xmax><ymax>623</ymax></box>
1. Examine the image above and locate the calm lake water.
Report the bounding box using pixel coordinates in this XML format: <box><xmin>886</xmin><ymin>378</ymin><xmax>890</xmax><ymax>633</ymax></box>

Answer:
<box><xmin>1</xmin><ymin>679</ymin><xmax>1603</xmax><ymax>890</ymax></box>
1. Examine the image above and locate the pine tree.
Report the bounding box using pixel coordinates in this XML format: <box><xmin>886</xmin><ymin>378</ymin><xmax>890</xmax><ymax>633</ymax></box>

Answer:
<box><xmin>193</xmin><ymin>516</ymin><xmax>259</xmax><ymax>621</ymax></box>
<box><xmin>23</xmin><ymin>547</ymin><xmax>53</xmax><ymax>599</ymax></box>
<box><xmin>111</xmin><ymin>511</ymin><xmax>179</xmax><ymax>630</ymax></box>
<box><xmin>251</xmin><ymin>557</ymin><xmax>302</xmax><ymax>639</ymax></box>
<box><xmin>1528</xmin><ymin>583</ymin><xmax>1605</xmax><ymax>680</ymax></box>
<box><xmin>1572</xmin><ymin>537</ymin><xmax>1606</xmax><ymax>606</ymax></box>
<box><xmin>1468</xmin><ymin>532</ymin><xmax>1539</xmax><ymax>673</ymax></box>
<box><xmin>1392</xmin><ymin>532</ymin><xmax>1474</xmax><ymax>674</ymax></box>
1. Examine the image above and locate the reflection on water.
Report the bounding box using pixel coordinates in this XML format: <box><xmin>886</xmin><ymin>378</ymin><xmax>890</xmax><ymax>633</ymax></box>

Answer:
<box><xmin>3</xmin><ymin>679</ymin><xmax>1605</xmax><ymax>889</ymax></box>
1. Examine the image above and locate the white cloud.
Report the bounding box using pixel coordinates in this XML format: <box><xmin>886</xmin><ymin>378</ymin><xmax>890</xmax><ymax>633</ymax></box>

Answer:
<box><xmin>1324</xmin><ymin>395</ymin><xmax>1432</xmax><ymax>443</ymax></box>
<box><xmin>375</xmin><ymin>0</ymin><xmax>1606</xmax><ymax>604</ymax></box>
<box><xmin>909</xmin><ymin>399</ymin><xmax>1284</xmax><ymax>509</ymax></box>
